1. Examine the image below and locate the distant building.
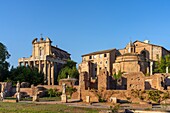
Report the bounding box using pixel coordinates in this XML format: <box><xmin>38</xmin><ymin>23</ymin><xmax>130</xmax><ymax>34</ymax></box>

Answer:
<box><xmin>79</xmin><ymin>40</ymin><xmax>170</xmax><ymax>77</ymax></box>
<box><xmin>18</xmin><ymin>37</ymin><xmax>71</xmax><ymax>85</ymax></box>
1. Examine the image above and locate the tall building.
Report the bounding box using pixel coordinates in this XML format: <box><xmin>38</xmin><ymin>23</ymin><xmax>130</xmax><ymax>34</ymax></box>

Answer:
<box><xmin>18</xmin><ymin>37</ymin><xmax>71</xmax><ymax>85</ymax></box>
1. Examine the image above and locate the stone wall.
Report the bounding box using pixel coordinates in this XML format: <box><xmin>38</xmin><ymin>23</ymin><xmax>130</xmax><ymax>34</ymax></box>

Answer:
<box><xmin>126</xmin><ymin>72</ymin><xmax>145</xmax><ymax>91</ymax></box>
<box><xmin>98</xmin><ymin>69</ymin><xmax>108</xmax><ymax>90</ymax></box>
<box><xmin>20</xmin><ymin>88</ymin><xmax>33</xmax><ymax>96</ymax></box>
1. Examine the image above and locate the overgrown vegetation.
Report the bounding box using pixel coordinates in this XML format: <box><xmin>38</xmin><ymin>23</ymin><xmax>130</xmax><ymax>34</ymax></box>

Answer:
<box><xmin>146</xmin><ymin>90</ymin><xmax>161</xmax><ymax>103</ymax></box>
<box><xmin>91</xmin><ymin>88</ymin><xmax>107</xmax><ymax>102</ymax></box>
<box><xmin>58</xmin><ymin>60</ymin><xmax>79</xmax><ymax>81</ymax></box>
<box><xmin>131</xmin><ymin>89</ymin><xmax>170</xmax><ymax>103</ymax></box>
<box><xmin>110</xmin><ymin>104</ymin><xmax>120</xmax><ymax>113</ymax></box>
<box><xmin>154</xmin><ymin>55</ymin><xmax>170</xmax><ymax>73</ymax></box>
<box><xmin>66</xmin><ymin>86</ymin><xmax>77</xmax><ymax>97</ymax></box>
<box><xmin>47</xmin><ymin>88</ymin><xmax>62</xmax><ymax>97</ymax></box>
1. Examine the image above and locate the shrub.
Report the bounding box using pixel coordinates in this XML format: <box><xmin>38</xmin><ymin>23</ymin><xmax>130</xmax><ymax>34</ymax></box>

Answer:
<box><xmin>48</xmin><ymin>88</ymin><xmax>58</xmax><ymax>97</ymax></box>
<box><xmin>66</xmin><ymin>86</ymin><xmax>77</xmax><ymax>96</ymax></box>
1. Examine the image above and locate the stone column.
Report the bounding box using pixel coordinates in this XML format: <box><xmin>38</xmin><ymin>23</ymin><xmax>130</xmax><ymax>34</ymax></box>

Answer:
<box><xmin>150</xmin><ymin>61</ymin><xmax>153</xmax><ymax>75</ymax></box>
<box><xmin>39</xmin><ymin>60</ymin><xmax>41</xmax><ymax>72</ymax></box>
<box><xmin>51</xmin><ymin>62</ymin><xmax>54</xmax><ymax>85</ymax></box>
<box><xmin>33</xmin><ymin>60</ymin><xmax>36</xmax><ymax>67</ymax></box>
<box><xmin>28</xmin><ymin>61</ymin><xmax>31</xmax><ymax>67</ymax></box>
<box><xmin>48</xmin><ymin>61</ymin><xmax>51</xmax><ymax>85</ymax></box>
<box><xmin>24</xmin><ymin>61</ymin><xmax>26</xmax><ymax>66</ymax></box>
<box><xmin>44</xmin><ymin>60</ymin><xmax>47</xmax><ymax>83</ymax></box>
<box><xmin>166</xmin><ymin>67</ymin><xmax>169</xmax><ymax>73</ymax></box>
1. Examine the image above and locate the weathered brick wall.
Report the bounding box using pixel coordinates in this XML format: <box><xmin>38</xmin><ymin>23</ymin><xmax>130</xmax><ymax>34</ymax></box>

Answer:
<box><xmin>126</xmin><ymin>72</ymin><xmax>145</xmax><ymax>91</ymax></box>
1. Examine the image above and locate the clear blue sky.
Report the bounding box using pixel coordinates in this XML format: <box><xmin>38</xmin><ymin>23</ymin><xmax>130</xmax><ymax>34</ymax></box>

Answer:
<box><xmin>1</xmin><ymin>0</ymin><xmax>170</xmax><ymax>67</ymax></box>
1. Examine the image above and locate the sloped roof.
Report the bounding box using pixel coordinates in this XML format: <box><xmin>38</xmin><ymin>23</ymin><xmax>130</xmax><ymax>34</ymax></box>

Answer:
<box><xmin>51</xmin><ymin>46</ymin><xmax>70</xmax><ymax>55</ymax></box>
<box><xmin>82</xmin><ymin>48</ymin><xmax>116</xmax><ymax>57</ymax></box>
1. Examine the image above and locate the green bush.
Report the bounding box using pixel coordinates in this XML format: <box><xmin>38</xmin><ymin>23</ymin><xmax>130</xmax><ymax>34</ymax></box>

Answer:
<box><xmin>47</xmin><ymin>88</ymin><xmax>58</xmax><ymax>97</ymax></box>
<box><xmin>66</xmin><ymin>86</ymin><xmax>77</xmax><ymax>96</ymax></box>
<box><xmin>147</xmin><ymin>90</ymin><xmax>161</xmax><ymax>103</ymax></box>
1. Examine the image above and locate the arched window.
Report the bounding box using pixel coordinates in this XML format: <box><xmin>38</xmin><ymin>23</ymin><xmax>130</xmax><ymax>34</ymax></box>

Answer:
<box><xmin>141</xmin><ymin>51</ymin><xmax>146</xmax><ymax>59</ymax></box>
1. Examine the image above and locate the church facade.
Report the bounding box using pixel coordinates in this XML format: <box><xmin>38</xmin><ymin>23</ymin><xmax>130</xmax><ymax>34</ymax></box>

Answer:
<box><xmin>18</xmin><ymin>37</ymin><xmax>70</xmax><ymax>85</ymax></box>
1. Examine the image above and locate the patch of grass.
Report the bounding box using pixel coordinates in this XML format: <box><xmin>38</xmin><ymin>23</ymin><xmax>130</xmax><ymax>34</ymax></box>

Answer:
<box><xmin>0</xmin><ymin>102</ymin><xmax>99</xmax><ymax>113</ymax></box>
<box><xmin>39</xmin><ymin>97</ymin><xmax>61</xmax><ymax>101</ymax></box>
<box><xmin>21</xmin><ymin>96</ymin><xmax>61</xmax><ymax>101</ymax></box>
<box><xmin>5</xmin><ymin>97</ymin><xmax>16</xmax><ymax>100</ymax></box>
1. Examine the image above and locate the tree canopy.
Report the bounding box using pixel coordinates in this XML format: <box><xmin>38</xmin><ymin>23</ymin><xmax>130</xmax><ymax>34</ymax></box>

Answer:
<box><xmin>8</xmin><ymin>66</ymin><xmax>44</xmax><ymax>86</ymax></box>
<box><xmin>154</xmin><ymin>55</ymin><xmax>170</xmax><ymax>73</ymax></box>
<box><xmin>58</xmin><ymin>60</ymin><xmax>79</xmax><ymax>81</ymax></box>
<box><xmin>0</xmin><ymin>42</ymin><xmax>10</xmax><ymax>81</ymax></box>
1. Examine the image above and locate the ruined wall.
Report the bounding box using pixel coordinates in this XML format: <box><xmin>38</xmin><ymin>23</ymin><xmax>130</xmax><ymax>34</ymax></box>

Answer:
<box><xmin>98</xmin><ymin>69</ymin><xmax>108</xmax><ymax>90</ymax></box>
<box><xmin>126</xmin><ymin>72</ymin><xmax>145</xmax><ymax>91</ymax></box>
<box><xmin>145</xmin><ymin>74</ymin><xmax>164</xmax><ymax>90</ymax></box>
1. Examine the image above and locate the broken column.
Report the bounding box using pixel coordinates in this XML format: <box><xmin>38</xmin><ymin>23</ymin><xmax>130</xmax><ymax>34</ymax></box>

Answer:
<box><xmin>1</xmin><ymin>83</ymin><xmax>5</xmax><ymax>100</ymax></box>
<box><xmin>16</xmin><ymin>81</ymin><xmax>21</xmax><ymax>102</ymax></box>
<box><xmin>32</xmin><ymin>85</ymin><xmax>39</xmax><ymax>102</ymax></box>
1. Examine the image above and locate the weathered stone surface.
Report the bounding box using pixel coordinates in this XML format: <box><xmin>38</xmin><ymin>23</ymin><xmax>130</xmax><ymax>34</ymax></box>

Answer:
<box><xmin>61</xmin><ymin>94</ymin><xmax>67</xmax><ymax>103</ymax></box>
<box><xmin>109</xmin><ymin>97</ymin><xmax>117</xmax><ymax>104</ymax></box>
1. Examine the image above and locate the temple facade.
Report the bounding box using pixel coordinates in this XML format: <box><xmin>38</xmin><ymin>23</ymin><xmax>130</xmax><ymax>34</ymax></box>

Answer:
<box><xmin>18</xmin><ymin>37</ymin><xmax>70</xmax><ymax>85</ymax></box>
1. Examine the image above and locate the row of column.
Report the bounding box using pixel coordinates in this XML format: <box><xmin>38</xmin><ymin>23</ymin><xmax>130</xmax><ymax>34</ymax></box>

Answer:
<box><xmin>19</xmin><ymin>60</ymin><xmax>55</xmax><ymax>85</ymax></box>
<box><xmin>40</xmin><ymin>60</ymin><xmax>55</xmax><ymax>85</ymax></box>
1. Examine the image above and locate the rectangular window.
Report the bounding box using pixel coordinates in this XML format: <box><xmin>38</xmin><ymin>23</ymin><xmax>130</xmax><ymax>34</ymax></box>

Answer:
<box><xmin>89</xmin><ymin>56</ymin><xmax>92</xmax><ymax>59</ymax></box>
<box><xmin>104</xmin><ymin>53</ymin><xmax>107</xmax><ymax>57</ymax></box>
<box><xmin>95</xmin><ymin>68</ymin><xmax>97</xmax><ymax>71</ymax></box>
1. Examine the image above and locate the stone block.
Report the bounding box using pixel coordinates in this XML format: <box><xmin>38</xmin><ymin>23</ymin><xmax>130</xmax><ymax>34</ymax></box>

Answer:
<box><xmin>61</xmin><ymin>94</ymin><xmax>67</xmax><ymax>103</ymax></box>
<box><xmin>109</xmin><ymin>97</ymin><xmax>117</xmax><ymax>104</ymax></box>
<box><xmin>86</xmin><ymin>96</ymin><xmax>90</xmax><ymax>103</ymax></box>
<box><xmin>32</xmin><ymin>95</ymin><xmax>39</xmax><ymax>102</ymax></box>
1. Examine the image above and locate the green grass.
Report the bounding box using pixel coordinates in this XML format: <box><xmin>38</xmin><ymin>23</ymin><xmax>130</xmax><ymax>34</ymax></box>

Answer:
<box><xmin>39</xmin><ymin>97</ymin><xmax>61</xmax><ymax>101</ymax></box>
<box><xmin>21</xmin><ymin>96</ymin><xmax>61</xmax><ymax>101</ymax></box>
<box><xmin>0</xmin><ymin>102</ymin><xmax>100</xmax><ymax>113</ymax></box>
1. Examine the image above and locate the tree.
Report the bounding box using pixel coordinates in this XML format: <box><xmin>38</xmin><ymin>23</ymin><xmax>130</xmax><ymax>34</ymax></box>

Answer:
<box><xmin>58</xmin><ymin>60</ymin><xmax>79</xmax><ymax>81</ymax></box>
<box><xmin>9</xmin><ymin>66</ymin><xmax>44</xmax><ymax>86</ymax></box>
<box><xmin>154</xmin><ymin>55</ymin><xmax>170</xmax><ymax>73</ymax></box>
<box><xmin>0</xmin><ymin>42</ymin><xmax>10</xmax><ymax>81</ymax></box>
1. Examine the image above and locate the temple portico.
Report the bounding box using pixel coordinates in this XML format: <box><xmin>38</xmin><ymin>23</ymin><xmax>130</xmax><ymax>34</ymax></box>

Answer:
<box><xmin>18</xmin><ymin>37</ymin><xmax>70</xmax><ymax>85</ymax></box>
